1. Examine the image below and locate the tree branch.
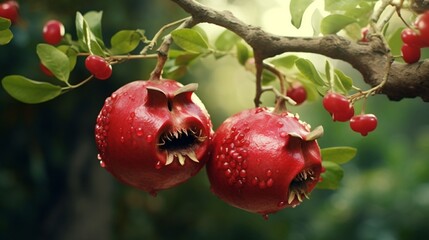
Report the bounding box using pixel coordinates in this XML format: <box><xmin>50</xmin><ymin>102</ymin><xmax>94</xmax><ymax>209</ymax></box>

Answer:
<box><xmin>171</xmin><ymin>0</ymin><xmax>429</xmax><ymax>102</ymax></box>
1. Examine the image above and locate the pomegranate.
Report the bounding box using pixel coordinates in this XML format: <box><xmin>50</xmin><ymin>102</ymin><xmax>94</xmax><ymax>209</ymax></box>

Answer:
<box><xmin>95</xmin><ymin>79</ymin><xmax>213</xmax><ymax>194</ymax></box>
<box><xmin>206</xmin><ymin>107</ymin><xmax>323</xmax><ymax>217</ymax></box>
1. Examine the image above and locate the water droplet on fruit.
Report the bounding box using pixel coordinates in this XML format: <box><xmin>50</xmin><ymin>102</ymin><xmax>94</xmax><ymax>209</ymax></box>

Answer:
<box><xmin>120</xmin><ymin>136</ymin><xmax>125</xmax><ymax>143</ymax></box>
<box><xmin>99</xmin><ymin>160</ymin><xmax>106</xmax><ymax>168</ymax></box>
<box><xmin>225</xmin><ymin>169</ymin><xmax>232</xmax><ymax>177</ymax></box>
<box><xmin>280</xmin><ymin>132</ymin><xmax>287</xmax><ymax>138</ymax></box>
<box><xmin>111</xmin><ymin>93</ymin><xmax>117</xmax><ymax>99</ymax></box>
<box><xmin>266</xmin><ymin>169</ymin><xmax>272</xmax><ymax>177</ymax></box>
<box><xmin>266</xmin><ymin>178</ymin><xmax>274</xmax><ymax>187</ymax></box>
<box><xmin>277</xmin><ymin>201</ymin><xmax>286</xmax><ymax>207</ymax></box>
<box><xmin>251</xmin><ymin>176</ymin><xmax>259</xmax><ymax>186</ymax></box>
<box><xmin>239</xmin><ymin>169</ymin><xmax>247</xmax><ymax>178</ymax></box>
<box><xmin>97</xmin><ymin>154</ymin><xmax>102</xmax><ymax>160</ymax></box>
<box><xmin>262</xmin><ymin>214</ymin><xmax>269</xmax><ymax>220</ymax></box>
<box><xmin>277</xmin><ymin>121</ymin><xmax>284</xmax><ymax>127</ymax></box>
<box><xmin>155</xmin><ymin>161</ymin><xmax>163</xmax><ymax>169</ymax></box>
<box><xmin>146</xmin><ymin>134</ymin><xmax>154</xmax><ymax>143</ymax></box>
<box><xmin>136</xmin><ymin>127</ymin><xmax>143</xmax><ymax>137</ymax></box>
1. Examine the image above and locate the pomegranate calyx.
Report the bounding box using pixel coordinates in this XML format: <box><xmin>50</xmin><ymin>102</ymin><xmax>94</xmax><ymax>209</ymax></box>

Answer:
<box><xmin>305</xmin><ymin>125</ymin><xmax>324</xmax><ymax>141</ymax></box>
<box><xmin>173</xmin><ymin>83</ymin><xmax>198</xmax><ymax>96</ymax></box>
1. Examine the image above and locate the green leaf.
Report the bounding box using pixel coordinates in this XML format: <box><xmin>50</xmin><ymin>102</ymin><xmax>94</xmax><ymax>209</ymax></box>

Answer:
<box><xmin>270</xmin><ymin>55</ymin><xmax>298</xmax><ymax>69</ymax></box>
<box><xmin>2</xmin><ymin>75</ymin><xmax>62</xmax><ymax>104</ymax></box>
<box><xmin>171</xmin><ymin>28</ymin><xmax>209</xmax><ymax>54</ymax></box>
<box><xmin>75</xmin><ymin>12</ymin><xmax>87</xmax><ymax>51</ymax></box>
<box><xmin>192</xmin><ymin>26</ymin><xmax>209</xmax><ymax>44</ymax></box>
<box><xmin>215</xmin><ymin>29</ymin><xmax>241</xmax><ymax>51</ymax></box>
<box><xmin>236</xmin><ymin>41</ymin><xmax>250</xmax><ymax>65</ymax></box>
<box><xmin>325</xmin><ymin>60</ymin><xmax>332</xmax><ymax>83</ymax></box>
<box><xmin>311</xmin><ymin>9</ymin><xmax>323</xmax><ymax>36</ymax></box>
<box><xmin>290</xmin><ymin>0</ymin><xmax>314</xmax><ymax>28</ymax></box>
<box><xmin>57</xmin><ymin>45</ymin><xmax>78</xmax><ymax>71</ymax></box>
<box><xmin>320</xmin><ymin>14</ymin><xmax>356</xmax><ymax>35</ymax></box>
<box><xmin>110</xmin><ymin>30</ymin><xmax>142</xmax><ymax>54</ymax></box>
<box><xmin>175</xmin><ymin>53</ymin><xmax>200</xmax><ymax>66</ymax></box>
<box><xmin>75</xmin><ymin>11</ymin><xmax>106</xmax><ymax>55</ymax></box>
<box><xmin>0</xmin><ymin>17</ymin><xmax>11</xmax><ymax>30</ymax></box>
<box><xmin>165</xmin><ymin>65</ymin><xmax>187</xmax><ymax>79</ymax></box>
<box><xmin>325</xmin><ymin>0</ymin><xmax>359</xmax><ymax>12</ymax></box>
<box><xmin>316</xmin><ymin>161</ymin><xmax>344</xmax><ymax>190</ymax></box>
<box><xmin>321</xmin><ymin>146</ymin><xmax>357</xmax><ymax>164</ymax></box>
<box><xmin>295</xmin><ymin>58</ymin><xmax>325</xmax><ymax>86</ymax></box>
<box><xmin>83</xmin><ymin>11</ymin><xmax>103</xmax><ymax>40</ymax></box>
<box><xmin>334</xmin><ymin>69</ymin><xmax>353</xmax><ymax>91</ymax></box>
<box><xmin>0</xmin><ymin>29</ymin><xmax>13</xmax><ymax>45</ymax></box>
<box><xmin>37</xmin><ymin>44</ymin><xmax>70</xmax><ymax>82</ymax></box>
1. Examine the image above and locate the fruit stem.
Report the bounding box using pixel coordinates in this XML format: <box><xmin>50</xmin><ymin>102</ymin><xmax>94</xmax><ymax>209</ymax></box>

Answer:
<box><xmin>253</xmin><ymin>53</ymin><xmax>264</xmax><ymax>107</ymax></box>
<box><xmin>148</xmin><ymin>17</ymin><xmax>197</xmax><ymax>81</ymax></box>
<box><xmin>261</xmin><ymin>62</ymin><xmax>295</xmax><ymax>113</ymax></box>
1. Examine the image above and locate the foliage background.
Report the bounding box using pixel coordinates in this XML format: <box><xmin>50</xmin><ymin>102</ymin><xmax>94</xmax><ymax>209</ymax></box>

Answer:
<box><xmin>1</xmin><ymin>0</ymin><xmax>429</xmax><ymax>239</ymax></box>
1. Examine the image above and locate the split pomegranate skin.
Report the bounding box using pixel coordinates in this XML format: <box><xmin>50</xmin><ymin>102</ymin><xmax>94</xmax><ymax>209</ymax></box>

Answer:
<box><xmin>95</xmin><ymin>79</ymin><xmax>213</xmax><ymax>194</ymax></box>
<box><xmin>206</xmin><ymin>107</ymin><xmax>323</xmax><ymax>216</ymax></box>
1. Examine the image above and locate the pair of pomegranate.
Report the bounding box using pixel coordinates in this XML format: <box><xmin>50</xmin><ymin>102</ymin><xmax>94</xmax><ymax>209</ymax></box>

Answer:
<box><xmin>95</xmin><ymin>78</ymin><xmax>323</xmax><ymax>217</ymax></box>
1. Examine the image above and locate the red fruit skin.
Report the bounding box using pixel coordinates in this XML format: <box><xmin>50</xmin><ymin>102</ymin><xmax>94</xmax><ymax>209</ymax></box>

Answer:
<box><xmin>332</xmin><ymin>105</ymin><xmax>354</xmax><ymax>122</ymax></box>
<box><xmin>42</xmin><ymin>20</ymin><xmax>65</xmax><ymax>45</ymax></box>
<box><xmin>415</xmin><ymin>11</ymin><xmax>429</xmax><ymax>46</ymax></box>
<box><xmin>0</xmin><ymin>1</ymin><xmax>19</xmax><ymax>23</ymax></box>
<box><xmin>40</xmin><ymin>63</ymin><xmax>54</xmax><ymax>77</ymax></box>
<box><xmin>350</xmin><ymin>114</ymin><xmax>378</xmax><ymax>136</ymax></box>
<box><xmin>94</xmin><ymin>64</ymin><xmax>112</xmax><ymax>80</ymax></box>
<box><xmin>401</xmin><ymin>28</ymin><xmax>425</xmax><ymax>48</ymax></box>
<box><xmin>401</xmin><ymin>44</ymin><xmax>421</xmax><ymax>64</ymax></box>
<box><xmin>85</xmin><ymin>55</ymin><xmax>112</xmax><ymax>80</ymax></box>
<box><xmin>207</xmin><ymin>108</ymin><xmax>322</xmax><ymax>215</ymax></box>
<box><xmin>286</xmin><ymin>86</ymin><xmax>307</xmax><ymax>105</ymax></box>
<box><xmin>95</xmin><ymin>79</ymin><xmax>213</xmax><ymax>194</ymax></box>
<box><xmin>322</xmin><ymin>92</ymin><xmax>350</xmax><ymax>115</ymax></box>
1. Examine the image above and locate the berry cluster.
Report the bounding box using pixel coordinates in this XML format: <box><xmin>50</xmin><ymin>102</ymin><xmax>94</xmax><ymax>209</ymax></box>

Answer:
<box><xmin>0</xmin><ymin>0</ymin><xmax>19</xmax><ymax>24</ymax></box>
<box><xmin>400</xmin><ymin>11</ymin><xmax>429</xmax><ymax>64</ymax></box>
<box><xmin>323</xmin><ymin>92</ymin><xmax>377</xmax><ymax>136</ymax></box>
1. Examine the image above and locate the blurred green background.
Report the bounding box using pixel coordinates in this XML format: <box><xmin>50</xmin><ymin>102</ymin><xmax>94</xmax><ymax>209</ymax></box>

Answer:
<box><xmin>1</xmin><ymin>1</ymin><xmax>429</xmax><ymax>239</ymax></box>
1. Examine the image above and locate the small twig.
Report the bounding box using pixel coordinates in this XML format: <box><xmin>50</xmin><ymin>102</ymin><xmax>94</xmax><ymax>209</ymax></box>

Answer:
<box><xmin>253</xmin><ymin>53</ymin><xmax>264</xmax><ymax>107</ymax></box>
<box><xmin>140</xmin><ymin>17</ymin><xmax>191</xmax><ymax>55</ymax></box>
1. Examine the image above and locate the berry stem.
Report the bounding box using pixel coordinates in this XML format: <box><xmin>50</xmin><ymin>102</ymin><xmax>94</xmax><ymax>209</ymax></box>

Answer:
<box><xmin>253</xmin><ymin>53</ymin><xmax>264</xmax><ymax>107</ymax></box>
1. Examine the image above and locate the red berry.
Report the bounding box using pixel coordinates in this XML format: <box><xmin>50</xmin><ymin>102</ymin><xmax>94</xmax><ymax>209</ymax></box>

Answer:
<box><xmin>350</xmin><ymin>114</ymin><xmax>378</xmax><ymax>136</ymax></box>
<box><xmin>207</xmin><ymin>108</ymin><xmax>322</xmax><ymax>216</ymax></box>
<box><xmin>286</xmin><ymin>85</ymin><xmax>307</xmax><ymax>105</ymax></box>
<box><xmin>85</xmin><ymin>55</ymin><xmax>112</xmax><ymax>80</ymax></box>
<box><xmin>322</xmin><ymin>92</ymin><xmax>350</xmax><ymax>115</ymax></box>
<box><xmin>42</xmin><ymin>20</ymin><xmax>65</xmax><ymax>45</ymax></box>
<box><xmin>415</xmin><ymin>11</ymin><xmax>429</xmax><ymax>46</ymax></box>
<box><xmin>95</xmin><ymin>79</ymin><xmax>213</xmax><ymax>195</ymax></box>
<box><xmin>401</xmin><ymin>44</ymin><xmax>421</xmax><ymax>64</ymax></box>
<box><xmin>40</xmin><ymin>63</ymin><xmax>54</xmax><ymax>77</ymax></box>
<box><xmin>401</xmin><ymin>28</ymin><xmax>425</xmax><ymax>47</ymax></box>
<box><xmin>332</xmin><ymin>104</ymin><xmax>354</xmax><ymax>122</ymax></box>
<box><xmin>0</xmin><ymin>1</ymin><xmax>19</xmax><ymax>23</ymax></box>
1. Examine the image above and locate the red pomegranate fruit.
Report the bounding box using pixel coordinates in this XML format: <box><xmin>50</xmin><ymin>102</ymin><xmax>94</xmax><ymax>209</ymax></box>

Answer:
<box><xmin>95</xmin><ymin>79</ymin><xmax>213</xmax><ymax>195</ymax></box>
<box><xmin>206</xmin><ymin>107</ymin><xmax>323</xmax><ymax>217</ymax></box>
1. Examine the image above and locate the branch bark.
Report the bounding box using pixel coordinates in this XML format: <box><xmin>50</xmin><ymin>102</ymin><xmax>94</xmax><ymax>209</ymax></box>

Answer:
<box><xmin>171</xmin><ymin>0</ymin><xmax>429</xmax><ymax>102</ymax></box>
